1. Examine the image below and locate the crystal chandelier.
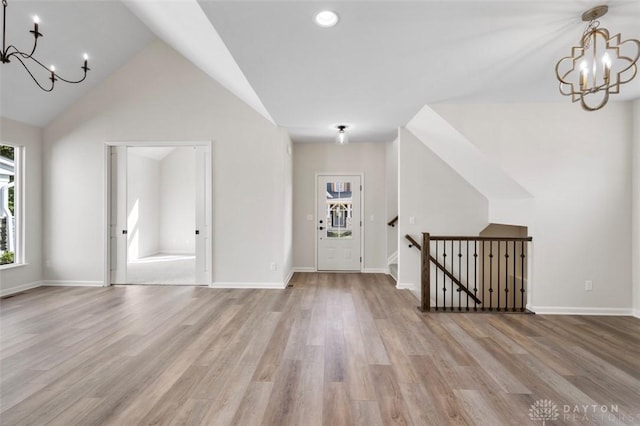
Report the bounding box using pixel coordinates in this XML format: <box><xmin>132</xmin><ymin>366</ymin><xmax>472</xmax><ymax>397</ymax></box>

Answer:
<box><xmin>555</xmin><ymin>5</ymin><xmax>639</xmax><ymax>111</ymax></box>
<box><xmin>0</xmin><ymin>0</ymin><xmax>90</xmax><ymax>92</ymax></box>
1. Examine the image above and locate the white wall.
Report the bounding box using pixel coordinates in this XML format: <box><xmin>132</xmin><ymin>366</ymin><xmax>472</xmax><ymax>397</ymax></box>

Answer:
<box><xmin>159</xmin><ymin>147</ymin><xmax>195</xmax><ymax>254</ymax></box>
<box><xmin>292</xmin><ymin>142</ymin><xmax>387</xmax><ymax>271</ymax></box>
<box><xmin>127</xmin><ymin>151</ymin><xmax>160</xmax><ymax>259</ymax></box>
<box><xmin>386</xmin><ymin>138</ymin><xmax>398</xmax><ymax>259</ymax></box>
<box><xmin>434</xmin><ymin>102</ymin><xmax>633</xmax><ymax>313</ymax></box>
<box><xmin>0</xmin><ymin>118</ymin><xmax>42</xmax><ymax>295</ymax></box>
<box><xmin>398</xmin><ymin>128</ymin><xmax>488</xmax><ymax>297</ymax></box>
<box><xmin>282</xmin><ymin>134</ymin><xmax>293</xmax><ymax>282</ymax></box>
<box><xmin>42</xmin><ymin>40</ymin><xmax>291</xmax><ymax>286</ymax></box>
<box><xmin>633</xmin><ymin>99</ymin><xmax>640</xmax><ymax>317</ymax></box>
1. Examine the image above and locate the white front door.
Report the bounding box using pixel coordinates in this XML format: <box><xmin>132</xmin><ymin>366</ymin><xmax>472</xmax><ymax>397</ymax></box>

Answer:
<box><xmin>317</xmin><ymin>175</ymin><xmax>361</xmax><ymax>271</ymax></box>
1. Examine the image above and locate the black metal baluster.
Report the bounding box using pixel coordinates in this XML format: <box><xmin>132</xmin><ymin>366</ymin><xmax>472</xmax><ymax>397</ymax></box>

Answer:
<box><xmin>512</xmin><ymin>240</ymin><xmax>517</xmax><ymax>312</ymax></box>
<box><xmin>473</xmin><ymin>240</ymin><xmax>478</xmax><ymax>311</ymax></box>
<box><xmin>497</xmin><ymin>241</ymin><xmax>501</xmax><ymax>312</ymax></box>
<box><xmin>435</xmin><ymin>241</ymin><xmax>439</xmax><ymax>311</ymax></box>
<box><xmin>442</xmin><ymin>241</ymin><xmax>447</xmax><ymax>311</ymax></box>
<box><xmin>458</xmin><ymin>240</ymin><xmax>462</xmax><ymax>311</ymax></box>
<box><xmin>520</xmin><ymin>240</ymin><xmax>526</xmax><ymax>312</ymax></box>
<box><xmin>488</xmin><ymin>241</ymin><xmax>493</xmax><ymax>311</ymax></box>
<box><xmin>481</xmin><ymin>241</ymin><xmax>485</xmax><ymax>311</ymax></box>
<box><xmin>504</xmin><ymin>241</ymin><xmax>509</xmax><ymax>312</ymax></box>
<box><xmin>465</xmin><ymin>240</ymin><xmax>469</xmax><ymax>311</ymax></box>
<box><xmin>450</xmin><ymin>239</ymin><xmax>454</xmax><ymax>311</ymax></box>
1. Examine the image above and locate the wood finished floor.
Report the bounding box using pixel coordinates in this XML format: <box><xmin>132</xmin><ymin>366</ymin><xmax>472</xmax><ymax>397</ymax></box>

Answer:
<box><xmin>1</xmin><ymin>273</ymin><xmax>639</xmax><ymax>425</ymax></box>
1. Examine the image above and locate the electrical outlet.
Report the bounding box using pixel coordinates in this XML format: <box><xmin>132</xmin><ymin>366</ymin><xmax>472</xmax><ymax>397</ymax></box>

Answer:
<box><xmin>585</xmin><ymin>280</ymin><xmax>593</xmax><ymax>291</ymax></box>
<box><xmin>409</xmin><ymin>216</ymin><xmax>416</xmax><ymax>225</ymax></box>
<box><xmin>270</xmin><ymin>262</ymin><xmax>277</xmax><ymax>271</ymax></box>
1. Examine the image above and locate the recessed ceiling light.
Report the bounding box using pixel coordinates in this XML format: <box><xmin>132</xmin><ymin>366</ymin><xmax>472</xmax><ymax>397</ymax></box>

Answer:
<box><xmin>315</xmin><ymin>10</ymin><xmax>339</xmax><ymax>28</ymax></box>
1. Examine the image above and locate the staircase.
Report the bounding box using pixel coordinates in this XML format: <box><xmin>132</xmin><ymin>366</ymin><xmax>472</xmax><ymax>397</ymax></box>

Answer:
<box><xmin>387</xmin><ymin>216</ymin><xmax>398</xmax><ymax>281</ymax></box>
<box><xmin>405</xmin><ymin>232</ymin><xmax>532</xmax><ymax>313</ymax></box>
<box><xmin>389</xmin><ymin>263</ymin><xmax>398</xmax><ymax>281</ymax></box>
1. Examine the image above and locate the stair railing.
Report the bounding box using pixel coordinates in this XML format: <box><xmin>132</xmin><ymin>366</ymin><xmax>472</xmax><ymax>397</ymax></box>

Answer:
<box><xmin>406</xmin><ymin>234</ymin><xmax>482</xmax><ymax>309</ymax></box>
<box><xmin>406</xmin><ymin>233</ymin><xmax>532</xmax><ymax>313</ymax></box>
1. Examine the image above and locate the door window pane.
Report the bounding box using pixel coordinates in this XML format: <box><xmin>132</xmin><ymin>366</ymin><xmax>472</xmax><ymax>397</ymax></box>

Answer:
<box><xmin>325</xmin><ymin>182</ymin><xmax>353</xmax><ymax>239</ymax></box>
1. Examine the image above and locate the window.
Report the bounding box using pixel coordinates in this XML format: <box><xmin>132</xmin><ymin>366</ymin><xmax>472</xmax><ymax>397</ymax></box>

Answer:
<box><xmin>0</xmin><ymin>144</ymin><xmax>22</xmax><ymax>266</ymax></box>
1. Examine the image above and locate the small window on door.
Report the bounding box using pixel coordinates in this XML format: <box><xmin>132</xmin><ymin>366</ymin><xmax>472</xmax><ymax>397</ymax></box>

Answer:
<box><xmin>325</xmin><ymin>182</ymin><xmax>353</xmax><ymax>239</ymax></box>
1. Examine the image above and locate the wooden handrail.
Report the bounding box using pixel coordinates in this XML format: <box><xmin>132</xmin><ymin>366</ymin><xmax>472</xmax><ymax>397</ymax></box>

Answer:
<box><xmin>387</xmin><ymin>216</ymin><xmax>399</xmax><ymax>227</ymax></box>
<box><xmin>405</xmin><ymin>234</ymin><xmax>481</xmax><ymax>306</ymax></box>
<box><xmin>430</xmin><ymin>236</ymin><xmax>532</xmax><ymax>242</ymax></box>
<box><xmin>405</xmin><ymin>234</ymin><xmax>421</xmax><ymax>250</ymax></box>
<box><xmin>429</xmin><ymin>255</ymin><xmax>482</xmax><ymax>305</ymax></box>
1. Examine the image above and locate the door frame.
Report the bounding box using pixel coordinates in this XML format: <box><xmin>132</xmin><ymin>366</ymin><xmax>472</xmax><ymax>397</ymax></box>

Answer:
<box><xmin>314</xmin><ymin>172</ymin><xmax>364</xmax><ymax>272</ymax></box>
<box><xmin>103</xmin><ymin>140</ymin><xmax>214</xmax><ymax>286</ymax></box>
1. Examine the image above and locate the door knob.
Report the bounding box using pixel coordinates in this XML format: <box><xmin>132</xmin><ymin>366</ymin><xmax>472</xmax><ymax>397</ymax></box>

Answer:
<box><xmin>195</xmin><ymin>230</ymin><xmax>200</xmax><ymax>235</ymax></box>
<box><xmin>319</xmin><ymin>226</ymin><xmax>324</xmax><ymax>230</ymax></box>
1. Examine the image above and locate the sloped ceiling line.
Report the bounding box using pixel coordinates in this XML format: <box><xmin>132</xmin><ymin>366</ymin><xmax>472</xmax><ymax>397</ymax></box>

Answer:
<box><xmin>123</xmin><ymin>0</ymin><xmax>275</xmax><ymax>125</ymax></box>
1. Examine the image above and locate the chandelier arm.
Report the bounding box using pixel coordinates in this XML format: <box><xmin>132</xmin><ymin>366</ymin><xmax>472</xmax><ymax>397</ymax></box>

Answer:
<box><xmin>10</xmin><ymin>50</ymin><xmax>87</xmax><ymax>84</ymax></box>
<box><xmin>7</xmin><ymin>48</ymin><xmax>51</xmax><ymax>72</ymax></box>
<box><xmin>11</xmin><ymin>54</ymin><xmax>54</xmax><ymax>92</ymax></box>
<box><xmin>25</xmin><ymin>30</ymin><xmax>39</xmax><ymax>58</ymax></box>
<box><xmin>1</xmin><ymin>0</ymin><xmax>6</xmax><ymax>60</ymax></box>
<box><xmin>580</xmin><ymin>90</ymin><xmax>609</xmax><ymax>112</ymax></box>
<box><xmin>5</xmin><ymin>44</ymin><xmax>35</xmax><ymax>60</ymax></box>
<box><xmin>55</xmin><ymin>68</ymin><xmax>88</xmax><ymax>84</ymax></box>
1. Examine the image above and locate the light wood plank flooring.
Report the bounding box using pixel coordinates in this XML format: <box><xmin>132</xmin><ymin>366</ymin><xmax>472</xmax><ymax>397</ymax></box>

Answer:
<box><xmin>1</xmin><ymin>273</ymin><xmax>639</xmax><ymax>425</ymax></box>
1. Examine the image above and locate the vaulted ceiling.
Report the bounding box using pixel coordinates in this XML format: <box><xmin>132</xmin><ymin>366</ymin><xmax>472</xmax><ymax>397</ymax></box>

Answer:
<box><xmin>2</xmin><ymin>1</ymin><xmax>639</xmax><ymax>143</ymax></box>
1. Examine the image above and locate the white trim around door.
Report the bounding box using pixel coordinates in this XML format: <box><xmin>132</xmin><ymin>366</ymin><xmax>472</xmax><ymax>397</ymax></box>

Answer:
<box><xmin>103</xmin><ymin>140</ymin><xmax>214</xmax><ymax>287</ymax></box>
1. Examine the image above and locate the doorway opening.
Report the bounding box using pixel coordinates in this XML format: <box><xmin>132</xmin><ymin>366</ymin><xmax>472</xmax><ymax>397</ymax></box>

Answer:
<box><xmin>316</xmin><ymin>174</ymin><xmax>362</xmax><ymax>271</ymax></box>
<box><xmin>106</xmin><ymin>142</ymin><xmax>212</xmax><ymax>286</ymax></box>
<box><xmin>126</xmin><ymin>146</ymin><xmax>195</xmax><ymax>284</ymax></box>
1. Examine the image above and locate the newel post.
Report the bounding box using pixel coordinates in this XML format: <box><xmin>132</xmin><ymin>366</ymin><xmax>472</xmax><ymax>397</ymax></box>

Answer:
<box><xmin>420</xmin><ymin>232</ymin><xmax>430</xmax><ymax>312</ymax></box>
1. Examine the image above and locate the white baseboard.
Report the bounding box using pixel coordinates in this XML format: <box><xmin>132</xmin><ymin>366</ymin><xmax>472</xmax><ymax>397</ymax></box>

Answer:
<box><xmin>43</xmin><ymin>280</ymin><xmax>105</xmax><ymax>287</ymax></box>
<box><xmin>396</xmin><ymin>282</ymin><xmax>416</xmax><ymax>291</ymax></box>
<box><xmin>631</xmin><ymin>309</ymin><xmax>639</xmax><ymax>319</ymax></box>
<box><xmin>1</xmin><ymin>281</ymin><xmax>43</xmax><ymax>297</ymax></box>
<box><xmin>387</xmin><ymin>251</ymin><xmax>398</xmax><ymax>265</ymax></box>
<box><xmin>284</xmin><ymin>270</ymin><xmax>295</xmax><ymax>287</ymax></box>
<box><xmin>292</xmin><ymin>267</ymin><xmax>316</xmax><ymax>273</ymax></box>
<box><xmin>529</xmin><ymin>305</ymin><xmax>635</xmax><ymax>316</ymax></box>
<box><xmin>362</xmin><ymin>268</ymin><xmax>388</xmax><ymax>274</ymax></box>
<box><xmin>209</xmin><ymin>282</ymin><xmax>286</xmax><ymax>290</ymax></box>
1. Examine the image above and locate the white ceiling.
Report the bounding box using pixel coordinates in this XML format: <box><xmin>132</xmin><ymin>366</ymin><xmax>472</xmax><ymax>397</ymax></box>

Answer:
<box><xmin>1</xmin><ymin>1</ymin><xmax>639</xmax><ymax>143</ymax></box>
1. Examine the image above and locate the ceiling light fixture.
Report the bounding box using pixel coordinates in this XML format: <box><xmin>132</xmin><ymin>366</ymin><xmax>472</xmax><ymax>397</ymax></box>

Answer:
<box><xmin>315</xmin><ymin>10</ymin><xmax>339</xmax><ymax>28</ymax></box>
<box><xmin>335</xmin><ymin>125</ymin><xmax>349</xmax><ymax>145</ymax></box>
<box><xmin>0</xmin><ymin>0</ymin><xmax>90</xmax><ymax>92</ymax></box>
<box><xmin>555</xmin><ymin>5</ymin><xmax>639</xmax><ymax>111</ymax></box>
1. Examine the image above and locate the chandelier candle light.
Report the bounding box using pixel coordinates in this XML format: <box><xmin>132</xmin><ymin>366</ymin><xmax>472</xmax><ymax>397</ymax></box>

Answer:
<box><xmin>1</xmin><ymin>0</ymin><xmax>90</xmax><ymax>92</ymax></box>
<box><xmin>555</xmin><ymin>5</ymin><xmax>640</xmax><ymax>111</ymax></box>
